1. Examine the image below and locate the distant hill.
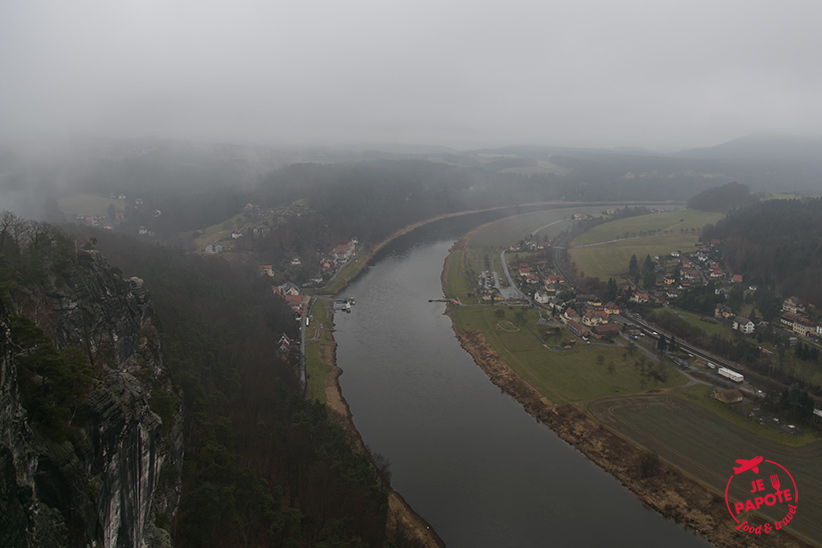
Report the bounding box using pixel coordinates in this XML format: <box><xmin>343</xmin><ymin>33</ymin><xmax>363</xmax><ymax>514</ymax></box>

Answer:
<box><xmin>677</xmin><ymin>134</ymin><xmax>822</xmax><ymax>164</ymax></box>
<box><xmin>686</xmin><ymin>181</ymin><xmax>755</xmax><ymax>212</ymax></box>
<box><xmin>703</xmin><ymin>197</ymin><xmax>822</xmax><ymax>305</ymax></box>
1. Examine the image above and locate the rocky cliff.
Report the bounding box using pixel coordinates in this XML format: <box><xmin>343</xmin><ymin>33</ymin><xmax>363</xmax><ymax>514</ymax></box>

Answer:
<box><xmin>0</xmin><ymin>236</ymin><xmax>182</xmax><ymax>548</ymax></box>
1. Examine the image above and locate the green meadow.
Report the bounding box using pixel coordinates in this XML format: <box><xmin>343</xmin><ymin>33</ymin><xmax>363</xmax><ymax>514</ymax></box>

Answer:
<box><xmin>569</xmin><ymin>234</ymin><xmax>698</xmax><ymax>282</ymax></box>
<box><xmin>450</xmin><ymin>305</ymin><xmax>687</xmax><ymax>404</ymax></box>
<box><xmin>573</xmin><ymin>210</ymin><xmax>725</xmax><ymax>245</ymax></box>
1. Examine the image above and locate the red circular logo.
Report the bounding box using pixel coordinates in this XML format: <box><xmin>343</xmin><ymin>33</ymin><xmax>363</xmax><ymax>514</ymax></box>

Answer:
<box><xmin>724</xmin><ymin>456</ymin><xmax>799</xmax><ymax>536</ymax></box>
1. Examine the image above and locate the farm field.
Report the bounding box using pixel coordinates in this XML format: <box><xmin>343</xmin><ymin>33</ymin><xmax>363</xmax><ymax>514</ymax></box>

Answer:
<box><xmin>573</xmin><ymin>210</ymin><xmax>725</xmax><ymax>245</ymax></box>
<box><xmin>449</xmin><ymin>305</ymin><xmax>688</xmax><ymax>404</ymax></box>
<box><xmin>57</xmin><ymin>194</ymin><xmax>125</xmax><ymax>217</ymax></box>
<box><xmin>589</xmin><ymin>393</ymin><xmax>822</xmax><ymax>544</ymax></box>
<box><xmin>674</xmin><ymin>385</ymin><xmax>821</xmax><ymax>448</ymax></box>
<box><xmin>467</xmin><ymin>205</ymin><xmax>602</xmax><ymax>248</ymax></box>
<box><xmin>569</xmin><ymin>234</ymin><xmax>698</xmax><ymax>282</ymax></box>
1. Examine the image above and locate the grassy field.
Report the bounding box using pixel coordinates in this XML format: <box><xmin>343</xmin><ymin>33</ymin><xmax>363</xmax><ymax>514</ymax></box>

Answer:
<box><xmin>674</xmin><ymin>385</ymin><xmax>820</xmax><ymax>448</ymax></box>
<box><xmin>569</xmin><ymin>234</ymin><xmax>698</xmax><ymax>282</ymax></box>
<box><xmin>652</xmin><ymin>309</ymin><xmax>736</xmax><ymax>341</ymax></box>
<box><xmin>444</xmin><ymin>250</ymin><xmax>477</xmax><ymax>302</ymax></box>
<box><xmin>450</xmin><ymin>305</ymin><xmax>687</xmax><ymax>404</ymax></box>
<box><xmin>304</xmin><ymin>299</ymin><xmax>335</xmax><ymax>403</ymax></box>
<box><xmin>573</xmin><ymin>210</ymin><xmax>725</xmax><ymax>245</ymax></box>
<box><xmin>589</xmin><ymin>392</ymin><xmax>822</xmax><ymax>544</ymax></box>
<box><xmin>313</xmin><ymin>253</ymin><xmax>367</xmax><ymax>295</ymax></box>
<box><xmin>191</xmin><ymin>211</ymin><xmax>265</xmax><ymax>249</ymax></box>
<box><xmin>467</xmin><ymin>206</ymin><xmax>605</xmax><ymax>248</ymax></box>
<box><xmin>57</xmin><ymin>194</ymin><xmax>125</xmax><ymax>217</ymax></box>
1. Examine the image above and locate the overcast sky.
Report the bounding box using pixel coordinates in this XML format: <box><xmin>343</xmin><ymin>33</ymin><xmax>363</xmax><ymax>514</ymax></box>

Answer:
<box><xmin>2</xmin><ymin>0</ymin><xmax>821</xmax><ymax>150</ymax></box>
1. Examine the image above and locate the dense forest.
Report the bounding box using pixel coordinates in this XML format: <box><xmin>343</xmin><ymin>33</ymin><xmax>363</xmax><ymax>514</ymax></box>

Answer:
<box><xmin>702</xmin><ymin>197</ymin><xmax>822</xmax><ymax>306</ymax></box>
<box><xmin>1</xmin><ymin>215</ymin><xmax>405</xmax><ymax>547</ymax></box>
<box><xmin>686</xmin><ymin>181</ymin><xmax>758</xmax><ymax>212</ymax></box>
<box><xmin>81</xmin><ymin>228</ymin><xmax>403</xmax><ymax>547</ymax></box>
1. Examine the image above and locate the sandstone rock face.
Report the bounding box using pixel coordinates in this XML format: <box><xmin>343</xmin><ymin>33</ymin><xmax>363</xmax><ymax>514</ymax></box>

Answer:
<box><xmin>0</xmin><ymin>249</ymin><xmax>182</xmax><ymax>548</ymax></box>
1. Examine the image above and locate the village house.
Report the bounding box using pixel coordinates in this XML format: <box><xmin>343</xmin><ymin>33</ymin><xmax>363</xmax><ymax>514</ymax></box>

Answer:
<box><xmin>231</xmin><ymin>229</ymin><xmax>243</xmax><ymax>239</ymax></box>
<box><xmin>205</xmin><ymin>242</ymin><xmax>223</xmax><ymax>254</ymax></box>
<box><xmin>545</xmin><ymin>274</ymin><xmax>565</xmax><ymax>286</ymax></box>
<box><xmin>524</xmin><ymin>273</ymin><xmax>540</xmax><ymax>284</ymax></box>
<box><xmin>563</xmin><ymin>307</ymin><xmax>580</xmax><ymax>323</ymax></box>
<box><xmin>783</xmin><ymin>297</ymin><xmax>805</xmax><ymax>314</ymax></box>
<box><xmin>592</xmin><ymin>323</ymin><xmax>620</xmax><ymax>339</ymax></box>
<box><xmin>781</xmin><ymin>312</ymin><xmax>816</xmax><ymax>337</ymax></box>
<box><xmin>732</xmin><ymin>274</ymin><xmax>743</xmax><ymax>284</ymax></box>
<box><xmin>277</xmin><ymin>333</ymin><xmax>294</xmax><ymax>356</ymax></box>
<box><xmin>733</xmin><ymin>316</ymin><xmax>755</xmax><ymax>334</ymax></box>
<box><xmin>283</xmin><ymin>294</ymin><xmax>303</xmax><ymax>314</ymax></box>
<box><xmin>581</xmin><ymin>309</ymin><xmax>609</xmax><ymax>327</ymax></box>
<box><xmin>290</xmin><ymin>256</ymin><xmax>302</xmax><ymax>266</ymax></box>
<box><xmin>604</xmin><ymin>302</ymin><xmax>620</xmax><ymax>316</ymax></box>
<box><xmin>275</xmin><ymin>282</ymin><xmax>301</xmax><ymax>297</ymax></box>
<box><xmin>714</xmin><ymin>389</ymin><xmax>743</xmax><ymax>404</ymax></box>
<box><xmin>258</xmin><ymin>264</ymin><xmax>274</xmax><ymax>277</ymax></box>
<box><xmin>567</xmin><ymin>319</ymin><xmax>590</xmax><ymax>338</ymax></box>
<box><xmin>715</xmin><ymin>304</ymin><xmax>734</xmax><ymax>319</ymax></box>
<box><xmin>630</xmin><ymin>292</ymin><xmax>649</xmax><ymax>304</ymax></box>
<box><xmin>534</xmin><ymin>288</ymin><xmax>552</xmax><ymax>305</ymax></box>
<box><xmin>576</xmin><ymin>294</ymin><xmax>602</xmax><ymax>308</ymax></box>
<box><xmin>331</xmin><ymin>240</ymin><xmax>356</xmax><ymax>262</ymax></box>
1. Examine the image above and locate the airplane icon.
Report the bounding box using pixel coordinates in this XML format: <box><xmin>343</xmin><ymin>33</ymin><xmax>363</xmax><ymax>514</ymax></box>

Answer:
<box><xmin>733</xmin><ymin>456</ymin><xmax>764</xmax><ymax>475</ymax></box>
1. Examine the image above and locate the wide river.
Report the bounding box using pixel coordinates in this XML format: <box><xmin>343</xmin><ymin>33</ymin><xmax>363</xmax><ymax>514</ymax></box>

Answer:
<box><xmin>334</xmin><ymin>209</ymin><xmax>712</xmax><ymax>547</ymax></box>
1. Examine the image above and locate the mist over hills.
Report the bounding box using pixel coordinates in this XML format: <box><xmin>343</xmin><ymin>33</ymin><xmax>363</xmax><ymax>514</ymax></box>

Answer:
<box><xmin>1</xmin><ymin>134</ymin><xmax>821</xmax><ymax>232</ymax></box>
<box><xmin>677</xmin><ymin>134</ymin><xmax>822</xmax><ymax>163</ymax></box>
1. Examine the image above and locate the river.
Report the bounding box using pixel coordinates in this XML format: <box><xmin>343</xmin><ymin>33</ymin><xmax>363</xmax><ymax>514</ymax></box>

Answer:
<box><xmin>333</xmin><ymin>210</ymin><xmax>711</xmax><ymax>547</ymax></box>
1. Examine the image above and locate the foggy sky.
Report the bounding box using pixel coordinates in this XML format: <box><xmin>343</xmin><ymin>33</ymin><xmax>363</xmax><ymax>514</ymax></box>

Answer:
<box><xmin>2</xmin><ymin>0</ymin><xmax>821</xmax><ymax>150</ymax></box>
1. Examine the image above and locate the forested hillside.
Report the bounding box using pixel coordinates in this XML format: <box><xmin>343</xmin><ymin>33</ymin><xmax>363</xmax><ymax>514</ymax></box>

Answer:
<box><xmin>1</xmin><ymin>214</ymin><xmax>400</xmax><ymax>547</ymax></box>
<box><xmin>686</xmin><ymin>181</ymin><xmax>757</xmax><ymax>212</ymax></box>
<box><xmin>82</xmin><ymin>228</ymin><xmax>399</xmax><ymax>547</ymax></box>
<box><xmin>703</xmin><ymin>198</ymin><xmax>822</xmax><ymax>305</ymax></box>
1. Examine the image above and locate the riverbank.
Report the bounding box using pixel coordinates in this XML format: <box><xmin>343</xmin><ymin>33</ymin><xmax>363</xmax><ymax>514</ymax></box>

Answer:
<box><xmin>313</xmin><ymin>303</ymin><xmax>445</xmax><ymax>547</ymax></box>
<box><xmin>316</xmin><ymin>201</ymin><xmax>575</xmax><ymax>295</ymax></box>
<box><xmin>443</xmin><ymin>255</ymin><xmax>812</xmax><ymax>547</ymax></box>
<box><xmin>452</xmin><ymin>329</ymin><xmax>814</xmax><ymax>548</ymax></box>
